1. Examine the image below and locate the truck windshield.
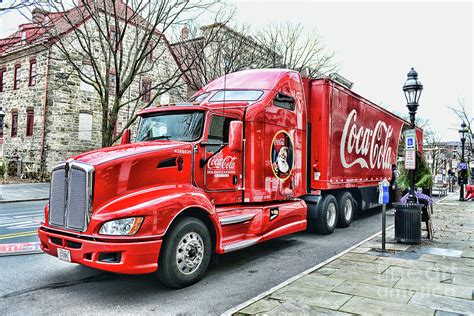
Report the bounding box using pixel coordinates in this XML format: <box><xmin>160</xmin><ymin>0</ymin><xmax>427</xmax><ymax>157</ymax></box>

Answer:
<box><xmin>136</xmin><ymin>111</ymin><xmax>204</xmax><ymax>142</ymax></box>
<box><xmin>209</xmin><ymin>90</ymin><xmax>264</xmax><ymax>102</ymax></box>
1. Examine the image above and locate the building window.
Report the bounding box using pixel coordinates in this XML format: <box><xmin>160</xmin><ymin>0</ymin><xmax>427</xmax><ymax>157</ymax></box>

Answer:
<box><xmin>29</xmin><ymin>59</ymin><xmax>37</xmax><ymax>86</ymax></box>
<box><xmin>109</xmin><ymin>72</ymin><xmax>116</xmax><ymax>95</ymax></box>
<box><xmin>109</xmin><ymin>26</ymin><xmax>121</xmax><ymax>50</ymax></box>
<box><xmin>11</xmin><ymin>110</ymin><xmax>18</xmax><ymax>137</ymax></box>
<box><xmin>14</xmin><ymin>64</ymin><xmax>21</xmax><ymax>90</ymax></box>
<box><xmin>80</xmin><ymin>64</ymin><xmax>94</xmax><ymax>92</ymax></box>
<box><xmin>0</xmin><ymin>67</ymin><xmax>6</xmax><ymax>92</ymax></box>
<box><xmin>26</xmin><ymin>108</ymin><xmax>34</xmax><ymax>136</ymax></box>
<box><xmin>146</xmin><ymin>42</ymin><xmax>154</xmax><ymax>61</ymax></box>
<box><xmin>160</xmin><ymin>92</ymin><xmax>170</xmax><ymax>105</ymax></box>
<box><xmin>0</xmin><ymin>112</ymin><xmax>3</xmax><ymax>139</ymax></box>
<box><xmin>78</xmin><ymin>111</ymin><xmax>92</xmax><ymax>141</ymax></box>
<box><xmin>141</xmin><ymin>79</ymin><xmax>151</xmax><ymax>102</ymax></box>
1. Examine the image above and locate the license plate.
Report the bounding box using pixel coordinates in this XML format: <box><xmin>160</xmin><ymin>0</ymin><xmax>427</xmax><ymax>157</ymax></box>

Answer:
<box><xmin>57</xmin><ymin>248</ymin><xmax>71</xmax><ymax>263</ymax></box>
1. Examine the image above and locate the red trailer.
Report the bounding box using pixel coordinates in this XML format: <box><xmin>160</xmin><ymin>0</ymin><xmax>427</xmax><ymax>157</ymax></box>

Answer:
<box><xmin>38</xmin><ymin>69</ymin><xmax>422</xmax><ymax>288</ymax></box>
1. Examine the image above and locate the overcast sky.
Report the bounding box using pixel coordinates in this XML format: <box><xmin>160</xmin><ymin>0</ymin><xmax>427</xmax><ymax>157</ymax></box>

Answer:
<box><xmin>227</xmin><ymin>0</ymin><xmax>473</xmax><ymax>141</ymax></box>
<box><xmin>1</xmin><ymin>1</ymin><xmax>472</xmax><ymax>141</ymax></box>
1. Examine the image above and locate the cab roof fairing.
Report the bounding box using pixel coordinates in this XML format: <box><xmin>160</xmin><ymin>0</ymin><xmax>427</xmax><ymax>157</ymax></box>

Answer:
<box><xmin>194</xmin><ymin>69</ymin><xmax>301</xmax><ymax>97</ymax></box>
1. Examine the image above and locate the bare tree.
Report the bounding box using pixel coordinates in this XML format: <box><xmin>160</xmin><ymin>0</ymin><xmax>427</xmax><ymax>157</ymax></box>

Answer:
<box><xmin>17</xmin><ymin>0</ymin><xmax>220</xmax><ymax>147</ymax></box>
<box><xmin>0</xmin><ymin>0</ymin><xmax>28</xmax><ymax>12</ymax></box>
<box><xmin>172</xmin><ymin>21</ymin><xmax>279</xmax><ymax>93</ymax></box>
<box><xmin>173</xmin><ymin>20</ymin><xmax>337</xmax><ymax>93</ymax></box>
<box><xmin>449</xmin><ymin>98</ymin><xmax>473</xmax><ymax>155</ymax></box>
<box><xmin>256</xmin><ymin>21</ymin><xmax>337</xmax><ymax>78</ymax></box>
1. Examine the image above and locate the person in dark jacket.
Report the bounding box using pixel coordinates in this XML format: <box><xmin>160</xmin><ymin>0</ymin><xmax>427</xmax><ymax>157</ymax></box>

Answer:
<box><xmin>390</xmin><ymin>164</ymin><xmax>401</xmax><ymax>203</ymax></box>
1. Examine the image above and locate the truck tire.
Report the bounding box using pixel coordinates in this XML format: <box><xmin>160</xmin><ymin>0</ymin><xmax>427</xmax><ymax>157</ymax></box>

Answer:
<box><xmin>315</xmin><ymin>194</ymin><xmax>338</xmax><ymax>235</ymax></box>
<box><xmin>157</xmin><ymin>217</ymin><xmax>211</xmax><ymax>288</ymax></box>
<box><xmin>337</xmin><ymin>192</ymin><xmax>354</xmax><ymax>228</ymax></box>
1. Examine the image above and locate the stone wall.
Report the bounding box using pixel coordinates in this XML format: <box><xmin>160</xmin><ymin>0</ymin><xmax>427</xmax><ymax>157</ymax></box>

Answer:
<box><xmin>1</xmin><ymin>14</ymin><xmax>187</xmax><ymax>179</ymax></box>
<box><xmin>0</xmin><ymin>48</ymin><xmax>49</xmax><ymax>178</ymax></box>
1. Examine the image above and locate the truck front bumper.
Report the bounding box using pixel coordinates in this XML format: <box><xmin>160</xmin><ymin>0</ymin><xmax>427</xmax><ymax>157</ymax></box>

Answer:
<box><xmin>38</xmin><ymin>226</ymin><xmax>162</xmax><ymax>274</ymax></box>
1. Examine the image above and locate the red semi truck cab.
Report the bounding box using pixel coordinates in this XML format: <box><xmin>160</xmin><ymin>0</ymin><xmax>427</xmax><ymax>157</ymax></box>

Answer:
<box><xmin>38</xmin><ymin>69</ymin><xmax>421</xmax><ymax>287</ymax></box>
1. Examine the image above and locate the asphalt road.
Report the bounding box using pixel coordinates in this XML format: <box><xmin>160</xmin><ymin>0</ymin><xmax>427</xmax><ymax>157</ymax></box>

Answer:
<box><xmin>0</xmin><ymin>201</ymin><xmax>45</xmax><ymax>244</ymax></box>
<box><xmin>0</xmin><ymin>199</ymin><xmax>415</xmax><ymax>316</ymax></box>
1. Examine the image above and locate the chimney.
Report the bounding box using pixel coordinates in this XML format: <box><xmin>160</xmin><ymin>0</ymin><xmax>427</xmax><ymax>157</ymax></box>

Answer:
<box><xmin>181</xmin><ymin>25</ymin><xmax>190</xmax><ymax>41</ymax></box>
<box><xmin>32</xmin><ymin>8</ymin><xmax>48</xmax><ymax>24</ymax></box>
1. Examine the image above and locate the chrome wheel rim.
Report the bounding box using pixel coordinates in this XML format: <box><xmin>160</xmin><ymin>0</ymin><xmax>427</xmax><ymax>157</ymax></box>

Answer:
<box><xmin>344</xmin><ymin>199</ymin><xmax>353</xmax><ymax>221</ymax></box>
<box><xmin>327</xmin><ymin>203</ymin><xmax>336</xmax><ymax>228</ymax></box>
<box><xmin>176</xmin><ymin>232</ymin><xmax>204</xmax><ymax>275</ymax></box>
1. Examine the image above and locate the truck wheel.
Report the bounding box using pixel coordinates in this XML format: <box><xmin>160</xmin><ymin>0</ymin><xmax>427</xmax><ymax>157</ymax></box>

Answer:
<box><xmin>315</xmin><ymin>194</ymin><xmax>338</xmax><ymax>235</ymax></box>
<box><xmin>337</xmin><ymin>192</ymin><xmax>354</xmax><ymax>228</ymax></box>
<box><xmin>157</xmin><ymin>217</ymin><xmax>211</xmax><ymax>288</ymax></box>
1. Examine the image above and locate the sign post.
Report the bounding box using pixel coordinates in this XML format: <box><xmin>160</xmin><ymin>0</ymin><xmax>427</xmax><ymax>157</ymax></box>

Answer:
<box><xmin>379</xmin><ymin>179</ymin><xmax>390</xmax><ymax>251</ymax></box>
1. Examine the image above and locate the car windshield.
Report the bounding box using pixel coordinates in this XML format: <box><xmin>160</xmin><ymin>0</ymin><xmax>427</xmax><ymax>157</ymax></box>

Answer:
<box><xmin>209</xmin><ymin>90</ymin><xmax>264</xmax><ymax>102</ymax></box>
<box><xmin>136</xmin><ymin>111</ymin><xmax>204</xmax><ymax>142</ymax></box>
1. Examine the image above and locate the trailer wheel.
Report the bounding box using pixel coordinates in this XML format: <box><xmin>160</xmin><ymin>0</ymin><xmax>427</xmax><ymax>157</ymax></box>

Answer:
<box><xmin>315</xmin><ymin>194</ymin><xmax>338</xmax><ymax>235</ymax></box>
<box><xmin>337</xmin><ymin>192</ymin><xmax>354</xmax><ymax>228</ymax></box>
<box><xmin>157</xmin><ymin>217</ymin><xmax>211</xmax><ymax>288</ymax></box>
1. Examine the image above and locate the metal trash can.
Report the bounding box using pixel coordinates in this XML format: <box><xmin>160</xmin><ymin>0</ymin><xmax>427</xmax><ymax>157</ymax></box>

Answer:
<box><xmin>393</xmin><ymin>202</ymin><xmax>423</xmax><ymax>243</ymax></box>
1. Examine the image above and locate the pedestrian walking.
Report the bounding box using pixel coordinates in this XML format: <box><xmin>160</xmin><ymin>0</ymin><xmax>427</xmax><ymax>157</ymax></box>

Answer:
<box><xmin>390</xmin><ymin>164</ymin><xmax>401</xmax><ymax>203</ymax></box>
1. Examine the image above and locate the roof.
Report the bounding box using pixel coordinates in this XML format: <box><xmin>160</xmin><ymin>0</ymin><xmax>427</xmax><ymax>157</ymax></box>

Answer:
<box><xmin>198</xmin><ymin>69</ymin><xmax>298</xmax><ymax>92</ymax></box>
<box><xmin>0</xmin><ymin>0</ymin><xmax>157</xmax><ymax>57</ymax></box>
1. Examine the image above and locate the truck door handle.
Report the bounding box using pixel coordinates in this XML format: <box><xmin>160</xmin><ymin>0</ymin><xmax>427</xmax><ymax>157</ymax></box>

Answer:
<box><xmin>233</xmin><ymin>175</ymin><xmax>238</xmax><ymax>185</ymax></box>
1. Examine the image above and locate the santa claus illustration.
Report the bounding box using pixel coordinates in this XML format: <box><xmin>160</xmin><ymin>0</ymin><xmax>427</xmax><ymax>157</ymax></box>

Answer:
<box><xmin>273</xmin><ymin>146</ymin><xmax>290</xmax><ymax>178</ymax></box>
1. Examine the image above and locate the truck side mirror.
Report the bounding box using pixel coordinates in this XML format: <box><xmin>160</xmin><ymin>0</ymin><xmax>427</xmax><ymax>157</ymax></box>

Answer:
<box><xmin>121</xmin><ymin>128</ymin><xmax>131</xmax><ymax>145</ymax></box>
<box><xmin>228</xmin><ymin>121</ymin><xmax>243</xmax><ymax>152</ymax></box>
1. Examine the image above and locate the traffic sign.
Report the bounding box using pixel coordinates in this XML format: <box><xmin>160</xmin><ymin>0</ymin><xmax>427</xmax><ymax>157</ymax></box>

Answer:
<box><xmin>460</xmin><ymin>162</ymin><xmax>467</xmax><ymax>170</ymax></box>
<box><xmin>405</xmin><ymin>149</ymin><xmax>416</xmax><ymax>170</ymax></box>
<box><xmin>405</xmin><ymin>129</ymin><xmax>416</xmax><ymax>150</ymax></box>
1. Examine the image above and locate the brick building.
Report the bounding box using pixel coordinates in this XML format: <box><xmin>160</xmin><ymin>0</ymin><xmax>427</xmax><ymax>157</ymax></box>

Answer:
<box><xmin>0</xmin><ymin>3</ymin><xmax>186</xmax><ymax>179</ymax></box>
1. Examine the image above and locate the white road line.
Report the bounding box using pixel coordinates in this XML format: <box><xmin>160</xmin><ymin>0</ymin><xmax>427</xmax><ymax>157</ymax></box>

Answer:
<box><xmin>0</xmin><ymin>211</ymin><xmax>43</xmax><ymax>217</ymax></box>
<box><xmin>222</xmin><ymin>193</ymin><xmax>456</xmax><ymax>316</ymax></box>
<box><xmin>0</xmin><ymin>221</ymin><xmax>34</xmax><ymax>227</ymax></box>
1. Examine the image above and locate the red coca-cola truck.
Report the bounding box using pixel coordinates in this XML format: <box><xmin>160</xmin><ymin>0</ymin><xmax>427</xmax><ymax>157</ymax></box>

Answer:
<box><xmin>38</xmin><ymin>69</ymin><xmax>422</xmax><ymax>287</ymax></box>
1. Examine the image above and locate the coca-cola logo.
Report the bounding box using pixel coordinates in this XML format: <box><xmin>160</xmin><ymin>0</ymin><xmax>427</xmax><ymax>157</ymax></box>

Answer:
<box><xmin>340</xmin><ymin>109</ymin><xmax>394</xmax><ymax>170</ymax></box>
<box><xmin>207</xmin><ymin>152</ymin><xmax>237</xmax><ymax>174</ymax></box>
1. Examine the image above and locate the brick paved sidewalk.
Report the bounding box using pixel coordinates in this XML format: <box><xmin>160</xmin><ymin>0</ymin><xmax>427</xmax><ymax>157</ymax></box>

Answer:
<box><xmin>231</xmin><ymin>193</ymin><xmax>474</xmax><ymax>315</ymax></box>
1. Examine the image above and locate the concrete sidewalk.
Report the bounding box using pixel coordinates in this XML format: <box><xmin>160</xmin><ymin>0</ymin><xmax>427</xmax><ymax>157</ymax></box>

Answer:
<box><xmin>0</xmin><ymin>183</ymin><xmax>49</xmax><ymax>203</ymax></box>
<box><xmin>229</xmin><ymin>193</ymin><xmax>474</xmax><ymax>315</ymax></box>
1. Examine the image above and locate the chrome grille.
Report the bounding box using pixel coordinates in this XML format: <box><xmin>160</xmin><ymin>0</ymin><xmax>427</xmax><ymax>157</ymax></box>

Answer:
<box><xmin>48</xmin><ymin>161</ymin><xmax>94</xmax><ymax>232</ymax></box>
<box><xmin>49</xmin><ymin>166</ymin><xmax>66</xmax><ymax>227</ymax></box>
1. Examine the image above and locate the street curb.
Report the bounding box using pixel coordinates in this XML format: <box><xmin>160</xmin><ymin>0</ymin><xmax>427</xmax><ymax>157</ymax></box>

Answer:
<box><xmin>0</xmin><ymin>197</ymin><xmax>49</xmax><ymax>204</ymax></box>
<box><xmin>222</xmin><ymin>193</ymin><xmax>456</xmax><ymax>316</ymax></box>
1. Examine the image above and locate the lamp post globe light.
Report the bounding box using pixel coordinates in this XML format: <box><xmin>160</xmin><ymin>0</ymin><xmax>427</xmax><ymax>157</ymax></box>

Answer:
<box><xmin>403</xmin><ymin>68</ymin><xmax>423</xmax><ymax>202</ymax></box>
<box><xmin>458</xmin><ymin>122</ymin><xmax>468</xmax><ymax>200</ymax></box>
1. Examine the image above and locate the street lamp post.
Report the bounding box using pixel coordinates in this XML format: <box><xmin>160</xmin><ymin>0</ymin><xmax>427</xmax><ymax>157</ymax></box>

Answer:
<box><xmin>402</xmin><ymin>68</ymin><xmax>423</xmax><ymax>202</ymax></box>
<box><xmin>459</xmin><ymin>122</ymin><xmax>468</xmax><ymax>201</ymax></box>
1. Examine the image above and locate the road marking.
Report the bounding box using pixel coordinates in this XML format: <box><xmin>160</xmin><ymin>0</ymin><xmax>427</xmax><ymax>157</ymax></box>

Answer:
<box><xmin>0</xmin><ymin>231</ymin><xmax>37</xmax><ymax>240</ymax></box>
<box><xmin>222</xmin><ymin>193</ymin><xmax>456</xmax><ymax>316</ymax></box>
<box><xmin>0</xmin><ymin>211</ymin><xmax>43</xmax><ymax>217</ymax></box>
<box><xmin>0</xmin><ymin>241</ymin><xmax>42</xmax><ymax>256</ymax></box>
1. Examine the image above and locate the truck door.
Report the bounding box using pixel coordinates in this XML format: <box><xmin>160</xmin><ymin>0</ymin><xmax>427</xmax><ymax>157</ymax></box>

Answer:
<box><xmin>204</xmin><ymin>115</ymin><xmax>243</xmax><ymax>204</ymax></box>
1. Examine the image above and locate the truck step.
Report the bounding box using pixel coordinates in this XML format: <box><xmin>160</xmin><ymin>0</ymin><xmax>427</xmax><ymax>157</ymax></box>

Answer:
<box><xmin>222</xmin><ymin>237</ymin><xmax>260</xmax><ymax>253</ymax></box>
<box><xmin>219</xmin><ymin>213</ymin><xmax>256</xmax><ymax>226</ymax></box>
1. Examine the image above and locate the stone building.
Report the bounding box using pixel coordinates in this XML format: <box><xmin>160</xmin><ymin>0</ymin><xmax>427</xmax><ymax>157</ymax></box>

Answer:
<box><xmin>171</xmin><ymin>23</ymin><xmax>282</xmax><ymax>97</ymax></box>
<box><xmin>0</xmin><ymin>2</ymin><xmax>186</xmax><ymax>179</ymax></box>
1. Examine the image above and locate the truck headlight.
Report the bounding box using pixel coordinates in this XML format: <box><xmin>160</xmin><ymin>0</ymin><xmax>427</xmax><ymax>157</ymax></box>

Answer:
<box><xmin>99</xmin><ymin>217</ymin><xmax>144</xmax><ymax>236</ymax></box>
